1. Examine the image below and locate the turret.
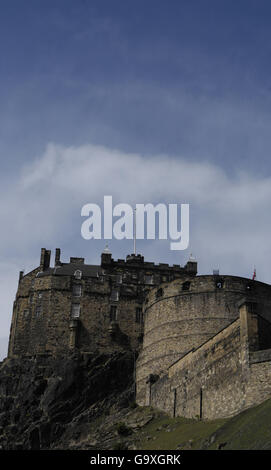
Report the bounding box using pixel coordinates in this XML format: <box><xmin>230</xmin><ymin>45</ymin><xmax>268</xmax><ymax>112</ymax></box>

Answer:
<box><xmin>184</xmin><ymin>253</ymin><xmax>197</xmax><ymax>275</ymax></box>
<box><xmin>101</xmin><ymin>244</ymin><xmax>112</xmax><ymax>266</ymax></box>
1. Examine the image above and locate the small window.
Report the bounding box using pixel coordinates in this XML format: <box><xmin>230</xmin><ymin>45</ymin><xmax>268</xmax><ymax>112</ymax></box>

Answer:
<box><xmin>23</xmin><ymin>309</ymin><xmax>29</xmax><ymax>317</ymax></box>
<box><xmin>74</xmin><ymin>270</ymin><xmax>82</xmax><ymax>280</ymax></box>
<box><xmin>38</xmin><ymin>292</ymin><xmax>43</xmax><ymax>299</ymax></box>
<box><xmin>156</xmin><ymin>288</ymin><xmax>163</xmax><ymax>299</ymax></box>
<box><xmin>182</xmin><ymin>281</ymin><xmax>191</xmax><ymax>291</ymax></box>
<box><xmin>36</xmin><ymin>305</ymin><xmax>42</xmax><ymax>317</ymax></box>
<box><xmin>110</xmin><ymin>305</ymin><xmax>117</xmax><ymax>322</ymax></box>
<box><xmin>29</xmin><ymin>293</ymin><xmax>34</xmax><ymax>305</ymax></box>
<box><xmin>145</xmin><ymin>275</ymin><xmax>153</xmax><ymax>285</ymax></box>
<box><xmin>116</xmin><ymin>274</ymin><xmax>122</xmax><ymax>284</ymax></box>
<box><xmin>111</xmin><ymin>289</ymin><xmax>119</xmax><ymax>302</ymax></box>
<box><xmin>73</xmin><ymin>284</ymin><xmax>82</xmax><ymax>297</ymax></box>
<box><xmin>138</xmin><ymin>333</ymin><xmax>144</xmax><ymax>343</ymax></box>
<box><xmin>136</xmin><ymin>307</ymin><xmax>143</xmax><ymax>323</ymax></box>
<box><xmin>71</xmin><ymin>304</ymin><xmax>80</xmax><ymax>318</ymax></box>
<box><xmin>216</xmin><ymin>279</ymin><xmax>224</xmax><ymax>289</ymax></box>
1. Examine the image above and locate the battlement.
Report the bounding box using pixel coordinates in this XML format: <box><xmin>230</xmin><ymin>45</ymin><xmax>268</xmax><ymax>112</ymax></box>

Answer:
<box><xmin>31</xmin><ymin>248</ymin><xmax>197</xmax><ymax>282</ymax></box>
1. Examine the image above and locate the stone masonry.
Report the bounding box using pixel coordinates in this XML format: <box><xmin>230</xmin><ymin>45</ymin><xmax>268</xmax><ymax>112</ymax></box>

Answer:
<box><xmin>8</xmin><ymin>248</ymin><xmax>196</xmax><ymax>357</ymax></box>
<box><xmin>137</xmin><ymin>291</ymin><xmax>271</xmax><ymax>419</ymax></box>
<box><xmin>8</xmin><ymin>247</ymin><xmax>271</xmax><ymax>421</ymax></box>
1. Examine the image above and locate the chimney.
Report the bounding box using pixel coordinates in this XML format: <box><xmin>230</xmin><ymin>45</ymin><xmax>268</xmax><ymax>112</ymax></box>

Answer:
<box><xmin>40</xmin><ymin>248</ymin><xmax>51</xmax><ymax>271</ymax></box>
<box><xmin>18</xmin><ymin>270</ymin><xmax>24</xmax><ymax>285</ymax></box>
<box><xmin>55</xmin><ymin>248</ymin><xmax>61</xmax><ymax>267</ymax></box>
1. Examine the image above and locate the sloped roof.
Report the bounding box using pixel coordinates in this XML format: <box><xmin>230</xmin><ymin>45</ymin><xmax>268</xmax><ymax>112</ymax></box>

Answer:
<box><xmin>36</xmin><ymin>263</ymin><xmax>102</xmax><ymax>278</ymax></box>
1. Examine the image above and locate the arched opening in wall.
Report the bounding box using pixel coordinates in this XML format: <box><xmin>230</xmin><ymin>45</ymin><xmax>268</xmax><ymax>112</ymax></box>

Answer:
<box><xmin>156</xmin><ymin>288</ymin><xmax>163</xmax><ymax>299</ymax></box>
<box><xmin>215</xmin><ymin>279</ymin><xmax>224</xmax><ymax>289</ymax></box>
<box><xmin>182</xmin><ymin>281</ymin><xmax>191</xmax><ymax>291</ymax></box>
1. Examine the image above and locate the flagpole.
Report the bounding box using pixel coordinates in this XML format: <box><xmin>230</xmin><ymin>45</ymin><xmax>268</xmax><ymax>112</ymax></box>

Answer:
<box><xmin>252</xmin><ymin>266</ymin><xmax>256</xmax><ymax>280</ymax></box>
<box><xmin>134</xmin><ymin>207</ymin><xmax>136</xmax><ymax>255</ymax></box>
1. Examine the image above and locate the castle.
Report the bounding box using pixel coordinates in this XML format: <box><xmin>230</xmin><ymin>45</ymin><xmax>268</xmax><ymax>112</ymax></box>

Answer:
<box><xmin>8</xmin><ymin>248</ymin><xmax>271</xmax><ymax>421</ymax></box>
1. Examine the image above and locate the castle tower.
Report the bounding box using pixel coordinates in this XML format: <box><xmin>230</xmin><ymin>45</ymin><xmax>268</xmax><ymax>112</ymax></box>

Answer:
<box><xmin>136</xmin><ymin>274</ymin><xmax>271</xmax><ymax>405</ymax></box>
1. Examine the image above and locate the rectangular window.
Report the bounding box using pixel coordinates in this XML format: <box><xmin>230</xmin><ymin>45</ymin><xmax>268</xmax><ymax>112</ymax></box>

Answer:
<box><xmin>72</xmin><ymin>285</ymin><xmax>82</xmax><ymax>297</ymax></box>
<box><xmin>144</xmin><ymin>275</ymin><xmax>153</xmax><ymax>285</ymax></box>
<box><xmin>36</xmin><ymin>305</ymin><xmax>42</xmax><ymax>317</ymax></box>
<box><xmin>110</xmin><ymin>290</ymin><xmax>119</xmax><ymax>302</ymax></box>
<box><xmin>136</xmin><ymin>307</ymin><xmax>143</xmax><ymax>323</ymax></box>
<box><xmin>110</xmin><ymin>305</ymin><xmax>117</xmax><ymax>322</ymax></box>
<box><xmin>71</xmin><ymin>304</ymin><xmax>80</xmax><ymax>318</ymax></box>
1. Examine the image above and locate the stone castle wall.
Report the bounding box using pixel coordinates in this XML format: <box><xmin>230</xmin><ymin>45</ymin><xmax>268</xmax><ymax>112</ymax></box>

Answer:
<box><xmin>136</xmin><ymin>275</ymin><xmax>271</xmax><ymax>405</ymax></box>
<box><xmin>8</xmin><ymin>248</ymin><xmax>195</xmax><ymax>357</ymax></box>
<box><xmin>9</xmin><ymin>247</ymin><xmax>271</xmax><ymax>422</ymax></box>
<box><xmin>9</xmin><ymin>265</ymin><xmax>144</xmax><ymax>356</ymax></box>
<box><xmin>141</xmin><ymin>301</ymin><xmax>271</xmax><ymax>420</ymax></box>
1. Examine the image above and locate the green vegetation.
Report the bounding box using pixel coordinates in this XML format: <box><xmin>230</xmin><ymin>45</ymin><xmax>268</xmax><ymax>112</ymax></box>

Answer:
<box><xmin>133</xmin><ymin>399</ymin><xmax>271</xmax><ymax>450</ymax></box>
<box><xmin>129</xmin><ymin>401</ymin><xmax>138</xmax><ymax>409</ymax></box>
<box><xmin>136</xmin><ymin>410</ymin><xmax>226</xmax><ymax>450</ymax></box>
<box><xmin>205</xmin><ymin>398</ymin><xmax>271</xmax><ymax>450</ymax></box>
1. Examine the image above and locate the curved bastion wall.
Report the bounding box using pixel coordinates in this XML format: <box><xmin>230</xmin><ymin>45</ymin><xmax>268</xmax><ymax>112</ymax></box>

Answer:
<box><xmin>136</xmin><ymin>275</ymin><xmax>271</xmax><ymax>405</ymax></box>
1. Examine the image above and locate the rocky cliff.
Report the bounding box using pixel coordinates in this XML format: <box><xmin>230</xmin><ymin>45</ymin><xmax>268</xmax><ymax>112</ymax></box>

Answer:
<box><xmin>2</xmin><ymin>351</ymin><xmax>271</xmax><ymax>451</ymax></box>
<box><xmin>0</xmin><ymin>351</ymin><xmax>135</xmax><ymax>450</ymax></box>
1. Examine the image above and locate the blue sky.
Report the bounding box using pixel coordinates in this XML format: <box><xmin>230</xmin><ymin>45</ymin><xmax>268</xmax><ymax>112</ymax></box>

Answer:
<box><xmin>1</xmin><ymin>0</ymin><xmax>271</xmax><ymax>358</ymax></box>
<box><xmin>2</xmin><ymin>0</ymin><xmax>271</xmax><ymax>174</ymax></box>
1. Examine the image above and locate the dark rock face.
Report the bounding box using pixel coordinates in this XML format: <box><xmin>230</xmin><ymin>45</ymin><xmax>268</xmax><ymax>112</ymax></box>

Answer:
<box><xmin>0</xmin><ymin>351</ymin><xmax>135</xmax><ymax>449</ymax></box>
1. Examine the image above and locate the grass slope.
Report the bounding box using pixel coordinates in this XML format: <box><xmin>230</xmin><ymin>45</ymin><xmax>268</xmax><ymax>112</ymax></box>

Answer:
<box><xmin>134</xmin><ymin>398</ymin><xmax>271</xmax><ymax>450</ymax></box>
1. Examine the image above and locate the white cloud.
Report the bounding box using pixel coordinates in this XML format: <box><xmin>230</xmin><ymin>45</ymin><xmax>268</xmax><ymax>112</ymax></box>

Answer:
<box><xmin>0</xmin><ymin>142</ymin><xmax>271</xmax><ymax>347</ymax></box>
